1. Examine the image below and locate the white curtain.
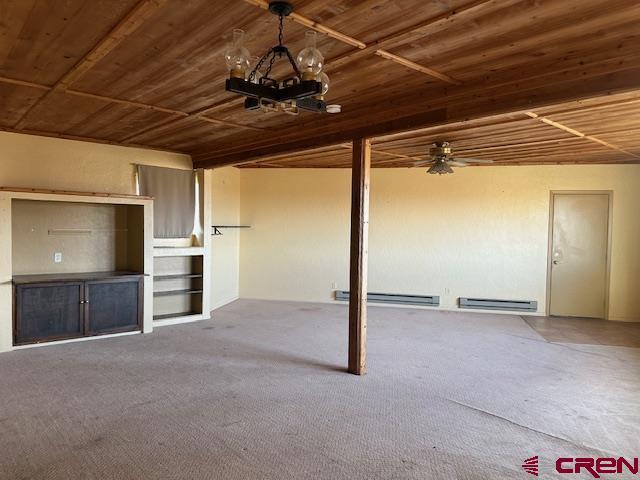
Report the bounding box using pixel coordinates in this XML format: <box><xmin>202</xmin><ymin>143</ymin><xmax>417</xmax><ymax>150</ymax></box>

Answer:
<box><xmin>138</xmin><ymin>165</ymin><xmax>195</xmax><ymax>238</ymax></box>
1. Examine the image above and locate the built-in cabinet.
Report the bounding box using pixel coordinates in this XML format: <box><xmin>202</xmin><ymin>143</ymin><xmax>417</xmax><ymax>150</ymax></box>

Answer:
<box><xmin>14</xmin><ymin>272</ymin><xmax>143</xmax><ymax>345</ymax></box>
<box><xmin>1</xmin><ymin>176</ymin><xmax>210</xmax><ymax>353</ymax></box>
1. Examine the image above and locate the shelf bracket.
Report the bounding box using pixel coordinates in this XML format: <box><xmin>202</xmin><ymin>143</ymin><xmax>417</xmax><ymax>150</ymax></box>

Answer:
<box><xmin>212</xmin><ymin>225</ymin><xmax>251</xmax><ymax>236</ymax></box>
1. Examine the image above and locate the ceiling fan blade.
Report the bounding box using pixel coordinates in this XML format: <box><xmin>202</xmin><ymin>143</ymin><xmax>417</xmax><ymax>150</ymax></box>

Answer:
<box><xmin>448</xmin><ymin>160</ymin><xmax>469</xmax><ymax>167</ymax></box>
<box><xmin>451</xmin><ymin>157</ymin><xmax>494</xmax><ymax>164</ymax></box>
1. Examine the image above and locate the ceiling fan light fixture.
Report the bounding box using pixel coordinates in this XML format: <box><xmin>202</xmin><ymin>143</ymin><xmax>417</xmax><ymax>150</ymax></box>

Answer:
<box><xmin>429</xmin><ymin>141</ymin><xmax>452</xmax><ymax>158</ymax></box>
<box><xmin>420</xmin><ymin>141</ymin><xmax>495</xmax><ymax>174</ymax></box>
<box><xmin>427</xmin><ymin>158</ymin><xmax>454</xmax><ymax>175</ymax></box>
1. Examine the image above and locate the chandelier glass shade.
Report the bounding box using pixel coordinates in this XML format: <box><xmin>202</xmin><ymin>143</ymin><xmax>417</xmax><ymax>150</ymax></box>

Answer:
<box><xmin>223</xmin><ymin>1</ymin><xmax>336</xmax><ymax>114</ymax></box>
<box><xmin>297</xmin><ymin>31</ymin><xmax>324</xmax><ymax>80</ymax></box>
<box><xmin>224</xmin><ymin>29</ymin><xmax>251</xmax><ymax>79</ymax></box>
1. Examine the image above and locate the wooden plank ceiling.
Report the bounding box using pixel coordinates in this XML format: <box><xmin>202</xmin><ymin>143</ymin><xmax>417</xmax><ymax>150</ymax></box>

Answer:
<box><xmin>239</xmin><ymin>91</ymin><xmax>640</xmax><ymax>167</ymax></box>
<box><xmin>1</xmin><ymin>0</ymin><xmax>639</xmax><ymax>167</ymax></box>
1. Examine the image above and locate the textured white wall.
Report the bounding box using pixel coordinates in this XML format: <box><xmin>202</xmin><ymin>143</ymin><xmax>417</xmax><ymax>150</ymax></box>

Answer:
<box><xmin>239</xmin><ymin>165</ymin><xmax>640</xmax><ymax>321</ymax></box>
<box><xmin>211</xmin><ymin>167</ymin><xmax>241</xmax><ymax>310</ymax></box>
<box><xmin>0</xmin><ymin>133</ymin><xmax>243</xmax><ymax>321</ymax></box>
<box><xmin>0</xmin><ymin>131</ymin><xmax>191</xmax><ymax>193</ymax></box>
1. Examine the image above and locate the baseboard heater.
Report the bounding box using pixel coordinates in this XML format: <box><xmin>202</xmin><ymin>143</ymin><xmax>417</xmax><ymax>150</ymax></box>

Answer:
<box><xmin>335</xmin><ymin>291</ymin><xmax>440</xmax><ymax>307</ymax></box>
<box><xmin>458</xmin><ymin>297</ymin><xmax>537</xmax><ymax>312</ymax></box>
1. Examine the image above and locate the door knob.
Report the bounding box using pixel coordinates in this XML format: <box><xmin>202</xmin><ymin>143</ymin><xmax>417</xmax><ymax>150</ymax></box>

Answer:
<box><xmin>553</xmin><ymin>260</ymin><xmax>559</xmax><ymax>265</ymax></box>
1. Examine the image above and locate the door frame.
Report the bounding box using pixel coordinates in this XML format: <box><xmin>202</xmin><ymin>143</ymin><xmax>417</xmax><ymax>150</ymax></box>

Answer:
<box><xmin>546</xmin><ymin>190</ymin><xmax>613</xmax><ymax>319</ymax></box>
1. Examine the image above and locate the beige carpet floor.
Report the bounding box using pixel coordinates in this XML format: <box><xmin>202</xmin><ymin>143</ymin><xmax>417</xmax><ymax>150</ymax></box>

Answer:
<box><xmin>1</xmin><ymin>299</ymin><xmax>639</xmax><ymax>479</ymax></box>
<box><xmin>524</xmin><ymin>315</ymin><xmax>640</xmax><ymax>347</ymax></box>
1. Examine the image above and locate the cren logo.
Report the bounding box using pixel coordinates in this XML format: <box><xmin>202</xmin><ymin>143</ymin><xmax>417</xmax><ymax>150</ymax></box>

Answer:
<box><xmin>556</xmin><ymin>457</ymin><xmax>639</xmax><ymax>478</ymax></box>
<box><xmin>522</xmin><ymin>456</ymin><xmax>539</xmax><ymax>476</ymax></box>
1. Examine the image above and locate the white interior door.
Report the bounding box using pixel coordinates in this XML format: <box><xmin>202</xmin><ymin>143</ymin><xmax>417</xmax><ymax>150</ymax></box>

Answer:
<box><xmin>549</xmin><ymin>193</ymin><xmax>610</xmax><ymax>319</ymax></box>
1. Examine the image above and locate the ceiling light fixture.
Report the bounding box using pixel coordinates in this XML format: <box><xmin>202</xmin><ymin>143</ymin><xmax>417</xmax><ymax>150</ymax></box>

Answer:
<box><xmin>224</xmin><ymin>1</ymin><xmax>340</xmax><ymax>115</ymax></box>
<box><xmin>414</xmin><ymin>142</ymin><xmax>495</xmax><ymax>174</ymax></box>
<box><xmin>427</xmin><ymin>158</ymin><xmax>455</xmax><ymax>175</ymax></box>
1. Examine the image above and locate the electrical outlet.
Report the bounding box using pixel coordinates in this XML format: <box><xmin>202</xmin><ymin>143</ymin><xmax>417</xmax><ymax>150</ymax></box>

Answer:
<box><xmin>331</xmin><ymin>281</ymin><xmax>338</xmax><ymax>289</ymax></box>
<box><xmin>54</xmin><ymin>252</ymin><xmax>62</xmax><ymax>263</ymax></box>
<box><xmin>445</xmin><ymin>287</ymin><xmax>451</xmax><ymax>295</ymax></box>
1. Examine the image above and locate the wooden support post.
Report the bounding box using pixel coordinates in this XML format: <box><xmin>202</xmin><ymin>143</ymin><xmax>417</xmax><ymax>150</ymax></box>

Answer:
<box><xmin>348</xmin><ymin>138</ymin><xmax>371</xmax><ymax>375</ymax></box>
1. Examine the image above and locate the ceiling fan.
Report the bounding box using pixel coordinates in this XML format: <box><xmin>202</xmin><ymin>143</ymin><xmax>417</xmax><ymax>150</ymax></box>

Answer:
<box><xmin>414</xmin><ymin>141</ymin><xmax>494</xmax><ymax>174</ymax></box>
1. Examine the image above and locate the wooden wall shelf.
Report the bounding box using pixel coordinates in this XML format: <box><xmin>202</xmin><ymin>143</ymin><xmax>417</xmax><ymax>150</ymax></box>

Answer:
<box><xmin>154</xmin><ymin>273</ymin><xmax>203</xmax><ymax>280</ymax></box>
<box><xmin>153</xmin><ymin>312</ymin><xmax>201</xmax><ymax>321</ymax></box>
<box><xmin>153</xmin><ymin>247</ymin><xmax>204</xmax><ymax>257</ymax></box>
<box><xmin>153</xmin><ymin>289</ymin><xmax>203</xmax><ymax>297</ymax></box>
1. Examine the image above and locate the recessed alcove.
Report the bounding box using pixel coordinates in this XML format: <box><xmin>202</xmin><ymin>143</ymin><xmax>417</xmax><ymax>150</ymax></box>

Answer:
<box><xmin>0</xmin><ymin>188</ymin><xmax>155</xmax><ymax>352</ymax></box>
<box><xmin>11</xmin><ymin>199</ymin><xmax>145</xmax><ymax>275</ymax></box>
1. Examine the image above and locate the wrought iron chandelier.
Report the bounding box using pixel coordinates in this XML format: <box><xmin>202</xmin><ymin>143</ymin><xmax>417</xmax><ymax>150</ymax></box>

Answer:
<box><xmin>224</xmin><ymin>1</ymin><xmax>339</xmax><ymax>114</ymax></box>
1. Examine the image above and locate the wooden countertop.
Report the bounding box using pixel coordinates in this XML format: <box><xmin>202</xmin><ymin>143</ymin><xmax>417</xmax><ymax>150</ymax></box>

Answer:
<box><xmin>12</xmin><ymin>271</ymin><xmax>145</xmax><ymax>285</ymax></box>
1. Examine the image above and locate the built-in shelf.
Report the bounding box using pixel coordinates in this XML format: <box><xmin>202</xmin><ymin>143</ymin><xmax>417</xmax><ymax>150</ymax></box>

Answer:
<box><xmin>153</xmin><ymin>250</ymin><xmax>205</xmax><ymax>326</ymax></box>
<box><xmin>154</xmin><ymin>289</ymin><xmax>203</xmax><ymax>297</ymax></box>
<box><xmin>154</xmin><ymin>273</ymin><xmax>203</xmax><ymax>280</ymax></box>
<box><xmin>153</xmin><ymin>247</ymin><xmax>204</xmax><ymax>257</ymax></box>
<box><xmin>153</xmin><ymin>311</ymin><xmax>201</xmax><ymax>321</ymax></box>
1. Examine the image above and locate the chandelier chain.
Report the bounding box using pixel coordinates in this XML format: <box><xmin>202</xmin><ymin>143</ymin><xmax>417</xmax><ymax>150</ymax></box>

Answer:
<box><xmin>249</xmin><ymin>48</ymin><xmax>271</xmax><ymax>81</ymax></box>
<box><xmin>285</xmin><ymin>47</ymin><xmax>301</xmax><ymax>77</ymax></box>
<box><xmin>225</xmin><ymin>1</ymin><xmax>331</xmax><ymax>113</ymax></box>
<box><xmin>265</xmin><ymin>50</ymin><xmax>278</xmax><ymax>78</ymax></box>
<box><xmin>248</xmin><ymin>12</ymin><xmax>300</xmax><ymax>81</ymax></box>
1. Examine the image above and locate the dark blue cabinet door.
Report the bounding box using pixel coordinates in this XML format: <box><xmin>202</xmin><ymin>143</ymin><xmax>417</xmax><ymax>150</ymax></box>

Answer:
<box><xmin>15</xmin><ymin>282</ymin><xmax>84</xmax><ymax>344</ymax></box>
<box><xmin>85</xmin><ymin>278</ymin><xmax>142</xmax><ymax>335</ymax></box>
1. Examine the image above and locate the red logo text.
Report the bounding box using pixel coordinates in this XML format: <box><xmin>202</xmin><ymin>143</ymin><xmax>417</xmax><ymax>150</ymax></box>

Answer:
<box><xmin>555</xmin><ymin>457</ymin><xmax>639</xmax><ymax>478</ymax></box>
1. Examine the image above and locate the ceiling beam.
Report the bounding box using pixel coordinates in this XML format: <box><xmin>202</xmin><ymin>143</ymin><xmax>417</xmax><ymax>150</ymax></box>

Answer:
<box><xmin>196</xmin><ymin>115</ymin><xmax>266</xmax><ymax>132</ymax></box>
<box><xmin>532</xmin><ymin>96</ymin><xmax>640</xmax><ymax>117</ymax></box>
<box><xmin>454</xmin><ymin>136</ymin><xmax>583</xmax><ymax>153</ymax></box>
<box><xmin>0</xmin><ymin>76</ymin><xmax>50</xmax><ymax>91</ymax></box>
<box><xmin>118</xmin><ymin>117</ymin><xmax>188</xmax><ymax>142</ymax></box>
<box><xmin>326</xmin><ymin>0</ymin><xmax>496</xmax><ymax>72</ymax></box>
<box><xmin>525</xmin><ymin>112</ymin><xmax>640</xmax><ymax>159</ymax></box>
<box><xmin>241</xmin><ymin>0</ymin><xmax>457</xmax><ymax>83</ymax></box>
<box><xmin>193</xmin><ymin>66</ymin><xmax>640</xmax><ymax>168</ymax></box>
<box><xmin>195</xmin><ymin>48</ymin><xmax>640</xmax><ymax>163</ymax></box>
<box><xmin>13</xmin><ymin>0</ymin><xmax>169</xmax><ymax>129</ymax></box>
<box><xmin>374</xmin><ymin>50</ymin><xmax>461</xmax><ymax>85</ymax></box>
<box><xmin>65</xmin><ymin>89</ymin><xmax>188</xmax><ymax>117</ymax></box>
<box><xmin>0</xmin><ymin>75</ymin><xmax>263</xmax><ymax>138</ymax></box>
<box><xmin>57</xmin><ymin>0</ymin><xmax>169</xmax><ymax>90</ymax></box>
<box><xmin>525</xmin><ymin>112</ymin><xmax>584</xmax><ymax>137</ymax></box>
<box><xmin>242</xmin><ymin>0</ymin><xmax>365</xmax><ymax>49</ymax></box>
